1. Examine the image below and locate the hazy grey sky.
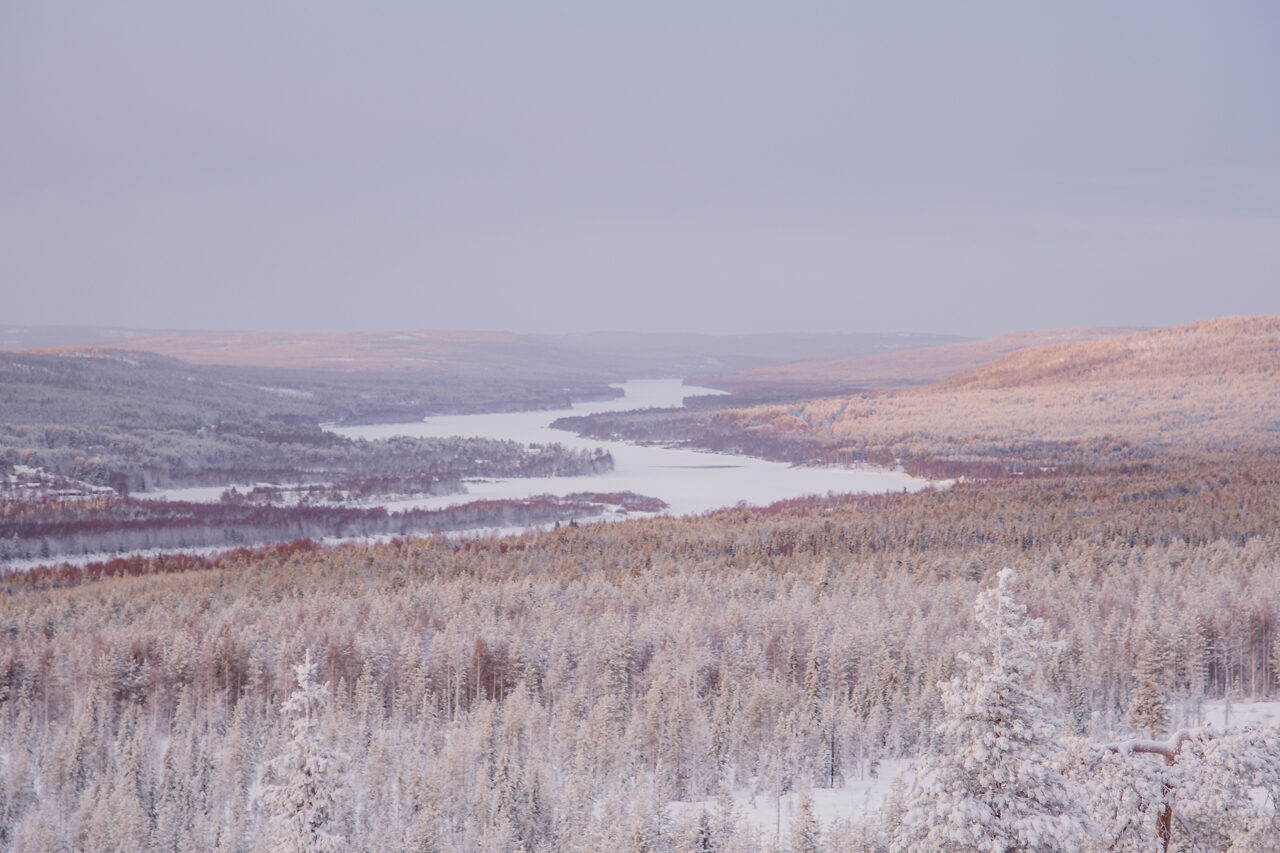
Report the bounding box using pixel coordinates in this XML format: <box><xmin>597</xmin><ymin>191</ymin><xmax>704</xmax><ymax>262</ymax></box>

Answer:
<box><xmin>3</xmin><ymin>2</ymin><xmax>1277</xmax><ymax>336</ymax></box>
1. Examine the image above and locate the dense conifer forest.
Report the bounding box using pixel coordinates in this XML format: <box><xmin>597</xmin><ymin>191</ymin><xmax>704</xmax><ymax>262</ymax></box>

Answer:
<box><xmin>3</xmin><ymin>456</ymin><xmax>1279</xmax><ymax>850</ymax></box>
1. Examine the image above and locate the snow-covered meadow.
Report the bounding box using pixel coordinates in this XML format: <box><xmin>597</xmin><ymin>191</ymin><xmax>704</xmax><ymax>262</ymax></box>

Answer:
<box><xmin>670</xmin><ymin>760</ymin><xmax>912</xmax><ymax>843</ymax></box>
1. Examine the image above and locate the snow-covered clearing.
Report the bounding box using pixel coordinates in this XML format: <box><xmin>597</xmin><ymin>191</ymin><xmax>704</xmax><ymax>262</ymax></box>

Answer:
<box><xmin>257</xmin><ymin>385</ymin><xmax>315</xmax><ymax>398</ymax></box>
<box><xmin>670</xmin><ymin>761</ymin><xmax>912</xmax><ymax>842</ymax></box>
<box><xmin>1200</xmin><ymin>699</ymin><xmax>1280</xmax><ymax>730</ymax></box>
<box><xmin>137</xmin><ymin>485</ymin><xmax>242</xmax><ymax>503</ymax></box>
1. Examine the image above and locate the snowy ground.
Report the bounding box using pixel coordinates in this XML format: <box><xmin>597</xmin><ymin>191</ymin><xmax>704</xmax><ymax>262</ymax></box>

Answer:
<box><xmin>1198</xmin><ymin>699</ymin><xmax>1280</xmax><ymax>730</ymax></box>
<box><xmin>138</xmin><ymin>484</ymin><xmax>252</xmax><ymax>503</ymax></box>
<box><xmin>667</xmin><ymin>761</ymin><xmax>912</xmax><ymax>844</ymax></box>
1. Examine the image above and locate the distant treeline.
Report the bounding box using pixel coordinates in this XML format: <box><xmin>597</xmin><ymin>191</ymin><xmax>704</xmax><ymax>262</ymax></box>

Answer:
<box><xmin>0</xmin><ymin>489</ymin><xmax>655</xmax><ymax>564</ymax></box>
<box><xmin>552</xmin><ymin>407</ymin><xmax>836</xmax><ymax>465</ymax></box>
<box><xmin>1</xmin><ymin>428</ymin><xmax>612</xmax><ymax>495</ymax></box>
<box><xmin>0</xmin><ymin>350</ymin><xmax>619</xmax><ymax>492</ymax></box>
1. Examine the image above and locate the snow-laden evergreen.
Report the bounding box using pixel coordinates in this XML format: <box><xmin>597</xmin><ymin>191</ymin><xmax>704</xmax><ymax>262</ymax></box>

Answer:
<box><xmin>1067</xmin><ymin>722</ymin><xmax>1280</xmax><ymax>852</ymax></box>
<box><xmin>888</xmin><ymin>568</ymin><xmax>1093</xmax><ymax>852</ymax></box>
<box><xmin>261</xmin><ymin>651</ymin><xmax>347</xmax><ymax>853</ymax></box>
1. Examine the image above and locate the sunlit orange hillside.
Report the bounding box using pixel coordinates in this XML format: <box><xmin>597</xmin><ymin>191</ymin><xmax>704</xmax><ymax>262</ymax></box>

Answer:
<box><xmin>719</xmin><ymin>317</ymin><xmax>1280</xmax><ymax>471</ymax></box>
<box><xmin>706</xmin><ymin>326</ymin><xmax>1144</xmax><ymax>392</ymax></box>
<box><xmin>941</xmin><ymin>316</ymin><xmax>1280</xmax><ymax>390</ymax></box>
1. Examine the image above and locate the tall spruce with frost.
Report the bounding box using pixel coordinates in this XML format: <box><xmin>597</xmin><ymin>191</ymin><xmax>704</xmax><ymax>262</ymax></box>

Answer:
<box><xmin>1127</xmin><ymin>631</ymin><xmax>1169</xmax><ymax>739</ymax></box>
<box><xmin>888</xmin><ymin>568</ymin><xmax>1091</xmax><ymax>852</ymax></box>
<box><xmin>262</xmin><ymin>651</ymin><xmax>347</xmax><ymax>853</ymax></box>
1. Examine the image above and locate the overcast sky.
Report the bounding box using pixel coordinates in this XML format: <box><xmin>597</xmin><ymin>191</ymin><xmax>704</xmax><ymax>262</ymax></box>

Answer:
<box><xmin>2</xmin><ymin>2</ymin><xmax>1277</xmax><ymax>336</ymax></box>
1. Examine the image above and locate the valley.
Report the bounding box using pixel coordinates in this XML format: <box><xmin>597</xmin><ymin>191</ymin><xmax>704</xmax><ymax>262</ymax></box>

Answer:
<box><xmin>2</xmin><ymin>319</ymin><xmax>1279</xmax><ymax>852</ymax></box>
<box><xmin>8</xmin><ymin>7</ymin><xmax>1274</xmax><ymax>848</ymax></box>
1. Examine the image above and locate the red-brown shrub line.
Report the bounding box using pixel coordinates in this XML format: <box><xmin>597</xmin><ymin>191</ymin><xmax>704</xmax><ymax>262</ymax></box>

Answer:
<box><xmin>0</xmin><ymin>491</ymin><xmax>666</xmax><ymax>580</ymax></box>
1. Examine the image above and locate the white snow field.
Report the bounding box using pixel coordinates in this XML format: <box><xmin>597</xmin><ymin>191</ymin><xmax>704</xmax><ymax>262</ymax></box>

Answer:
<box><xmin>1201</xmin><ymin>699</ymin><xmax>1280</xmax><ymax>730</ymax></box>
<box><xmin>668</xmin><ymin>760</ymin><xmax>913</xmax><ymax>844</ymax></box>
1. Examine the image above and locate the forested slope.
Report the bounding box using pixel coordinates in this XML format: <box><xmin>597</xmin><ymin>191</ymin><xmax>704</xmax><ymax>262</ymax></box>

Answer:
<box><xmin>0</xmin><ymin>349</ymin><xmax>616</xmax><ymax>492</ymax></box>
<box><xmin>716</xmin><ymin>316</ymin><xmax>1280</xmax><ymax>474</ymax></box>
<box><xmin>700</xmin><ymin>326</ymin><xmax>1143</xmax><ymax>394</ymax></box>
<box><xmin>3</xmin><ymin>458</ymin><xmax>1278</xmax><ymax>850</ymax></box>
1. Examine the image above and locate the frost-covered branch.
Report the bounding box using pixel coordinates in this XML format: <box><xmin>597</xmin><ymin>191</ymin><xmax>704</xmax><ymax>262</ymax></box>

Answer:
<box><xmin>1104</xmin><ymin>729</ymin><xmax>1205</xmax><ymax>763</ymax></box>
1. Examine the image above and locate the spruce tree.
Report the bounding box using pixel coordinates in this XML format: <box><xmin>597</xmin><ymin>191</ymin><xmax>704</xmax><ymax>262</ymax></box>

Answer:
<box><xmin>888</xmin><ymin>569</ymin><xmax>1092</xmax><ymax>852</ymax></box>
<box><xmin>1127</xmin><ymin>632</ymin><xmax>1169</xmax><ymax>739</ymax></box>
<box><xmin>261</xmin><ymin>651</ymin><xmax>347</xmax><ymax>853</ymax></box>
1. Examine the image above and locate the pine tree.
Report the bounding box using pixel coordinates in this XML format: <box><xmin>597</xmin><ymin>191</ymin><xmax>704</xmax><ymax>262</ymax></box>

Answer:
<box><xmin>261</xmin><ymin>650</ymin><xmax>347</xmax><ymax>853</ymax></box>
<box><xmin>888</xmin><ymin>568</ymin><xmax>1092</xmax><ymax>852</ymax></box>
<box><xmin>1061</xmin><ymin>741</ymin><xmax>1167</xmax><ymax>853</ymax></box>
<box><xmin>1092</xmin><ymin>723</ymin><xmax>1280</xmax><ymax>853</ymax></box>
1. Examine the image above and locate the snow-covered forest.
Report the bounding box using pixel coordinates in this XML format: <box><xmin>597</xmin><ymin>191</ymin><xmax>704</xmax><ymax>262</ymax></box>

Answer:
<box><xmin>3</xmin><ymin>458</ymin><xmax>1279</xmax><ymax>850</ymax></box>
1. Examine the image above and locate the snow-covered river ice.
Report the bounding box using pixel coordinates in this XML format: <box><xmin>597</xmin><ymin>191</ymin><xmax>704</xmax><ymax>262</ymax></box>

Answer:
<box><xmin>326</xmin><ymin>378</ymin><xmax>936</xmax><ymax>518</ymax></box>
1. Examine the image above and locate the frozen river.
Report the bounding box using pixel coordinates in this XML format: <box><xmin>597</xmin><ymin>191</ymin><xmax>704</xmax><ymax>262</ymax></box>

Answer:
<box><xmin>7</xmin><ymin>380</ymin><xmax>937</xmax><ymax>570</ymax></box>
<box><xmin>327</xmin><ymin>378</ymin><xmax>936</xmax><ymax>518</ymax></box>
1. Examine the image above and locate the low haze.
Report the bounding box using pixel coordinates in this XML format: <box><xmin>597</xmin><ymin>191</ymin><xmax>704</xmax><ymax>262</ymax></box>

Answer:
<box><xmin>2</xmin><ymin>2</ymin><xmax>1277</xmax><ymax>336</ymax></box>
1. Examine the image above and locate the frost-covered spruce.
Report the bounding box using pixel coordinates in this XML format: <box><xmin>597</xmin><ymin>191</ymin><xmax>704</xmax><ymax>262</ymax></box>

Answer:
<box><xmin>888</xmin><ymin>568</ymin><xmax>1092</xmax><ymax>853</ymax></box>
<box><xmin>261</xmin><ymin>650</ymin><xmax>347</xmax><ymax>853</ymax></box>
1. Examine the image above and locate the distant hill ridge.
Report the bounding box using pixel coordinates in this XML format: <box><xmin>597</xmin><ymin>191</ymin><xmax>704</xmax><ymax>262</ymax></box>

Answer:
<box><xmin>941</xmin><ymin>316</ymin><xmax>1280</xmax><ymax>391</ymax></box>
<box><xmin>20</xmin><ymin>327</ymin><xmax>976</xmax><ymax>379</ymax></box>
<box><xmin>718</xmin><ymin>316</ymin><xmax>1280</xmax><ymax>471</ymax></box>
<box><xmin>704</xmin><ymin>326</ymin><xmax>1144</xmax><ymax>392</ymax></box>
<box><xmin>62</xmin><ymin>329</ymin><xmax>532</xmax><ymax>372</ymax></box>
